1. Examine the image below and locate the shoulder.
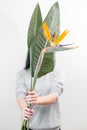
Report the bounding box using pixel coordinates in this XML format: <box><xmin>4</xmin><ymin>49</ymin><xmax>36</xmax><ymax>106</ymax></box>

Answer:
<box><xmin>17</xmin><ymin>69</ymin><xmax>26</xmax><ymax>76</ymax></box>
<box><xmin>17</xmin><ymin>68</ymin><xmax>30</xmax><ymax>78</ymax></box>
<box><xmin>52</xmin><ymin>65</ymin><xmax>65</xmax><ymax>82</ymax></box>
<box><xmin>53</xmin><ymin>64</ymin><xmax>65</xmax><ymax>75</ymax></box>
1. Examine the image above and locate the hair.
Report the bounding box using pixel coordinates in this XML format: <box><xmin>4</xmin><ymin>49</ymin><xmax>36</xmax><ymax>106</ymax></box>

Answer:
<box><xmin>24</xmin><ymin>52</ymin><xmax>30</xmax><ymax>69</ymax></box>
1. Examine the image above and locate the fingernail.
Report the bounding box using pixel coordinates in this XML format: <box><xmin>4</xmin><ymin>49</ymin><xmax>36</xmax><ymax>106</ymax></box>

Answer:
<box><xmin>30</xmin><ymin>114</ymin><xmax>33</xmax><ymax>116</ymax></box>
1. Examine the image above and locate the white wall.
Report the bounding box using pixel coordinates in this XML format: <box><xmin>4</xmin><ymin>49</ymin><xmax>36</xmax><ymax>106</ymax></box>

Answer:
<box><xmin>0</xmin><ymin>0</ymin><xmax>87</xmax><ymax>130</ymax></box>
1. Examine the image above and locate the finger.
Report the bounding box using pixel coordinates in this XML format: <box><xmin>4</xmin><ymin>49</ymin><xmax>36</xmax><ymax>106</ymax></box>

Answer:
<box><xmin>23</xmin><ymin>117</ymin><xmax>29</xmax><ymax>120</ymax></box>
<box><xmin>25</xmin><ymin>97</ymin><xmax>38</xmax><ymax>104</ymax></box>
<box><xmin>25</xmin><ymin>95</ymin><xmax>38</xmax><ymax>101</ymax></box>
<box><xmin>29</xmin><ymin>101</ymin><xmax>38</xmax><ymax>105</ymax></box>
<box><xmin>25</xmin><ymin>100</ymin><xmax>37</xmax><ymax>105</ymax></box>
<box><xmin>24</xmin><ymin>110</ymin><xmax>30</xmax><ymax>116</ymax></box>
<box><xmin>25</xmin><ymin>107</ymin><xmax>31</xmax><ymax>112</ymax></box>
<box><xmin>24</xmin><ymin>113</ymin><xmax>29</xmax><ymax>118</ymax></box>
<box><xmin>30</xmin><ymin>94</ymin><xmax>38</xmax><ymax>98</ymax></box>
<box><xmin>25</xmin><ymin>107</ymin><xmax>34</xmax><ymax>113</ymax></box>
<box><xmin>24</xmin><ymin>110</ymin><xmax>29</xmax><ymax>115</ymax></box>
<box><xmin>23</xmin><ymin>112</ymin><xmax>29</xmax><ymax>120</ymax></box>
<box><xmin>25</xmin><ymin>112</ymin><xmax>33</xmax><ymax>117</ymax></box>
<box><xmin>29</xmin><ymin>91</ymin><xmax>37</xmax><ymax>95</ymax></box>
<box><xmin>30</xmin><ymin>109</ymin><xmax>34</xmax><ymax>113</ymax></box>
<box><xmin>26</xmin><ymin>90</ymin><xmax>31</xmax><ymax>95</ymax></box>
<box><xmin>23</xmin><ymin>114</ymin><xmax>32</xmax><ymax>120</ymax></box>
<box><xmin>25</xmin><ymin>95</ymin><xmax>37</xmax><ymax>100</ymax></box>
<box><xmin>25</xmin><ymin>97</ymin><xmax>31</xmax><ymax>102</ymax></box>
<box><xmin>23</xmin><ymin>110</ymin><xmax>34</xmax><ymax>120</ymax></box>
<box><xmin>30</xmin><ymin>97</ymin><xmax>38</xmax><ymax>102</ymax></box>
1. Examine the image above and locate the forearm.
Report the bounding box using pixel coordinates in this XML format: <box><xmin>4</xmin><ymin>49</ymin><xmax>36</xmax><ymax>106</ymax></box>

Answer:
<box><xmin>38</xmin><ymin>94</ymin><xmax>58</xmax><ymax>105</ymax></box>
<box><xmin>25</xmin><ymin>91</ymin><xmax>58</xmax><ymax>106</ymax></box>
<box><xmin>17</xmin><ymin>98</ymin><xmax>27</xmax><ymax>110</ymax></box>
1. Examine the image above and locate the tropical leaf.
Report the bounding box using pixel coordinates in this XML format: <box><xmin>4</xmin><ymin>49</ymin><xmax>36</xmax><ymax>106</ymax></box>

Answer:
<box><xmin>32</xmin><ymin>44</ymin><xmax>78</xmax><ymax>89</ymax></box>
<box><xmin>27</xmin><ymin>3</ymin><xmax>42</xmax><ymax>48</ymax></box>
<box><xmin>31</xmin><ymin>2</ymin><xmax>60</xmax><ymax>77</ymax></box>
<box><xmin>27</xmin><ymin>3</ymin><xmax>42</xmax><ymax>77</ymax></box>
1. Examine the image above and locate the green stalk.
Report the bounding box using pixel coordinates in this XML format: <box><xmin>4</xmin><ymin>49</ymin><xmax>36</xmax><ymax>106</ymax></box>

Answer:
<box><xmin>21</xmin><ymin>48</ymin><xmax>45</xmax><ymax>130</ymax></box>
<box><xmin>32</xmin><ymin>49</ymin><xmax>46</xmax><ymax>90</ymax></box>
<box><xmin>27</xmin><ymin>119</ymin><xmax>29</xmax><ymax>130</ymax></box>
<box><xmin>27</xmin><ymin>47</ymin><xmax>33</xmax><ymax>130</ymax></box>
<box><xmin>24</xmin><ymin>121</ymin><xmax>27</xmax><ymax>130</ymax></box>
<box><xmin>30</xmin><ymin>47</ymin><xmax>33</xmax><ymax>90</ymax></box>
<box><xmin>21</xmin><ymin>120</ymin><xmax>24</xmax><ymax>130</ymax></box>
<box><xmin>26</xmin><ymin>48</ymin><xmax>46</xmax><ymax>130</ymax></box>
<box><xmin>32</xmin><ymin>75</ymin><xmax>37</xmax><ymax>90</ymax></box>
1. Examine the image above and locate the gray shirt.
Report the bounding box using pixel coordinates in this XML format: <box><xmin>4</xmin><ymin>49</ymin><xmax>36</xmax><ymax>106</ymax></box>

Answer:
<box><xmin>16</xmin><ymin>66</ymin><xmax>65</xmax><ymax>130</ymax></box>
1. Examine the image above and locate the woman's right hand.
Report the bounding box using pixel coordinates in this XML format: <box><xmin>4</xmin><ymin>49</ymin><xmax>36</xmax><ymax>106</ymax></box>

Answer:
<box><xmin>22</xmin><ymin>106</ymin><xmax>34</xmax><ymax>120</ymax></box>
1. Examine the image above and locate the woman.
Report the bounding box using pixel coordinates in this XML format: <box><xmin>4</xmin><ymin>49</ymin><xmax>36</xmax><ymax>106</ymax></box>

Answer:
<box><xmin>16</xmin><ymin>52</ymin><xmax>65</xmax><ymax>130</ymax></box>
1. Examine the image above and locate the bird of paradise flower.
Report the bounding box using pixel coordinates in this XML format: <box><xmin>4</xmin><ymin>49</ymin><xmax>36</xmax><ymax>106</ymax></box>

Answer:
<box><xmin>42</xmin><ymin>22</ymin><xmax>70</xmax><ymax>46</ymax></box>
<box><xmin>42</xmin><ymin>22</ymin><xmax>78</xmax><ymax>53</ymax></box>
<box><xmin>33</xmin><ymin>22</ymin><xmax>78</xmax><ymax>81</ymax></box>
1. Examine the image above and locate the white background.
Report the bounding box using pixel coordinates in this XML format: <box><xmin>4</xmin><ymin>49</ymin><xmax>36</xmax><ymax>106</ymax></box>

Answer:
<box><xmin>0</xmin><ymin>0</ymin><xmax>87</xmax><ymax>130</ymax></box>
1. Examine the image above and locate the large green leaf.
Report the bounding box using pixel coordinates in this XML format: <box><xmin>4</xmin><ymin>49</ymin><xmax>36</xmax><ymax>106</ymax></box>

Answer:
<box><xmin>27</xmin><ymin>3</ymin><xmax>42</xmax><ymax>77</ymax></box>
<box><xmin>21</xmin><ymin>4</ymin><xmax>42</xmax><ymax>128</ymax></box>
<box><xmin>27</xmin><ymin>3</ymin><xmax>42</xmax><ymax>48</ymax></box>
<box><xmin>31</xmin><ymin>2</ymin><xmax>60</xmax><ymax>77</ymax></box>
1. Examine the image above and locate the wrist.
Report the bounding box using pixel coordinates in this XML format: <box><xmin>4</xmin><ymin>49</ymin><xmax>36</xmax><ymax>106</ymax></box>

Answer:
<box><xmin>37</xmin><ymin>94</ymin><xmax>58</xmax><ymax>105</ymax></box>
<box><xmin>37</xmin><ymin>96</ymin><xmax>47</xmax><ymax>105</ymax></box>
<box><xmin>37</xmin><ymin>96</ymin><xmax>42</xmax><ymax>105</ymax></box>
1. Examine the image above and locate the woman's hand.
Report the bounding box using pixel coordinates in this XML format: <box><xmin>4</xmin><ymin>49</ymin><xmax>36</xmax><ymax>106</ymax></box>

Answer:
<box><xmin>22</xmin><ymin>106</ymin><xmax>34</xmax><ymax>120</ymax></box>
<box><xmin>25</xmin><ymin>90</ymin><xmax>58</xmax><ymax>106</ymax></box>
<box><xmin>25</xmin><ymin>90</ymin><xmax>39</xmax><ymax>105</ymax></box>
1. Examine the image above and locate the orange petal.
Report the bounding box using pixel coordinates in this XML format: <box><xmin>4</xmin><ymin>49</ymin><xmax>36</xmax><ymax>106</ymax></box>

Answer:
<box><xmin>42</xmin><ymin>22</ymin><xmax>52</xmax><ymax>42</ymax></box>
<box><xmin>52</xmin><ymin>34</ymin><xmax>58</xmax><ymax>46</ymax></box>
<box><xmin>55</xmin><ymin>29</ymin><xmax>70</xmax><ymax>44</ymax></box>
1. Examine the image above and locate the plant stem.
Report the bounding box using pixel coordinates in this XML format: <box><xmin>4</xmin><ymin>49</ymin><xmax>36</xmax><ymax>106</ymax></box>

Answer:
<box><xmin>27</xmin><ymin>119</ymin><xmax>29</xmax><ymax>130</ymax></box>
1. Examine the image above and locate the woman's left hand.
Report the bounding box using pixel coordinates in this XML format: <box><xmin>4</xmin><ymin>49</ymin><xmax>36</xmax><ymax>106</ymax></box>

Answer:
<box><xmin>25</xmin><ymin>90</ymin><xmax>39</xmax><ymax>105</ymax></box>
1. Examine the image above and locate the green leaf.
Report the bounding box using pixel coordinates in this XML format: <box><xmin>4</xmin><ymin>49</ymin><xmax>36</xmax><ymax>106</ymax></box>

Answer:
<box><xmin>31</xmin><ymin>2</ymin><xmax>60</xmax><ymax>77</ymax></box>
<box><xmin>27</xmin><ymin>3</ymin><xmax>42</xmax><ymax>78</ymax></box>
<box><xmin>27</xmin><ymin>3</ymin><xmax>42</xmax><ymax>48</ymax></box>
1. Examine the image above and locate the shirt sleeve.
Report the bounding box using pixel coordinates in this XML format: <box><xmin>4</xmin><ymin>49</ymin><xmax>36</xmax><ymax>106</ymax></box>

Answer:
<box><xmin>49</xmin><ymin>67</ymin><xmax>65</xmax><ymax>96</ymax></box>
<box><xmin>16</xmin><ymin>70</ymin><xmax>26</xmax><ymax>99</ymax></box>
